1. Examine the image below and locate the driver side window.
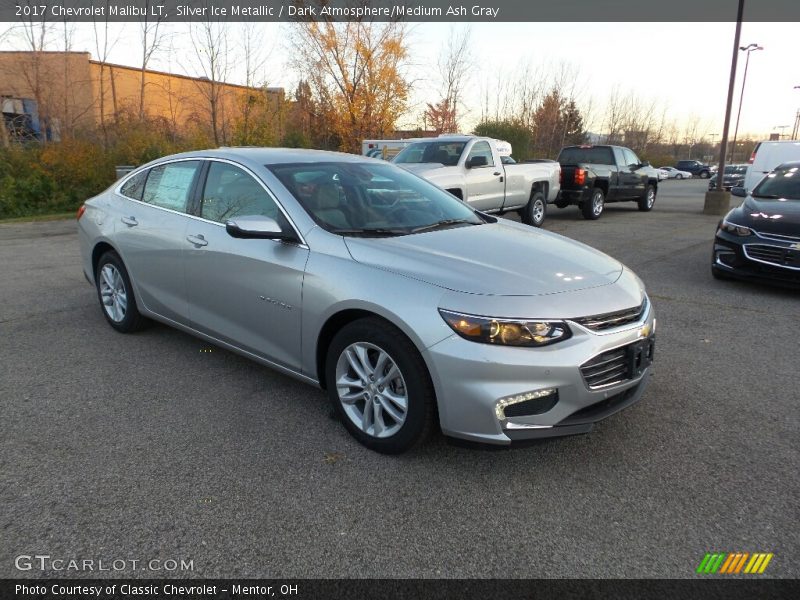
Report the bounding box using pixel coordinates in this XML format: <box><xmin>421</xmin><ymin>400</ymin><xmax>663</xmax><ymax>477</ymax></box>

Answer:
<box><xmin>200</xmin><ymin>162</ymin><xmax>280</xmax><ymax>224</ymax></box>
<box><xmin>466</xmin><ymin>141</ymin><xmax>494</xmax><ymax>168</ymax></box>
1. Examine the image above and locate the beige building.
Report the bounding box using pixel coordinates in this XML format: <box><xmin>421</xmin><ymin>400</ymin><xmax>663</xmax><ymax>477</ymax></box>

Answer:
<box><xmin>0</xmin><ymin>51</ymin><xmax>284</xmax><ymax>142</ymax></box>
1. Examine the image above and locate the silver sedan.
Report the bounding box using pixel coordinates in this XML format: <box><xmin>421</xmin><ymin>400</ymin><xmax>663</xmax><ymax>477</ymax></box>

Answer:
<box><xmin>78</xmin><ymin>149</ymin><xmax>655</xmax><ymax>453</ymax></box>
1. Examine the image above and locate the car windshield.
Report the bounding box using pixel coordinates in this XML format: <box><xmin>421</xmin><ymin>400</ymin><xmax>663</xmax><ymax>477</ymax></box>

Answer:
<box><xmin>393</xmin><ymin>141</ymin><xmax>467</xmax><ymax>166</ymax></box>
<box><xmin>724</xmin><ymin>165</ymin><xmax>747</xmax><ymax>174</ymax></box>
<box><xmin>751</xmin><ymin>165</ymin><xmax>800</xmax><ymax>200</ymax></box>
<box><xmin>557</xmin><ymin>147</ymin><xmax>614</xmax><ymax>165</ymax></box>
<box><xmin>267</xmin><ymin>161</ymin><xmax>485</xmax><ymax>235</ymax></box>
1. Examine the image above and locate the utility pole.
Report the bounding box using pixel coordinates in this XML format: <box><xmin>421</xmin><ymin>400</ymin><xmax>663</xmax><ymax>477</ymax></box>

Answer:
<box><xmin>704</xmin><ymin>0</ymin><xmax>744</xmax><ymax>216</ymax></box>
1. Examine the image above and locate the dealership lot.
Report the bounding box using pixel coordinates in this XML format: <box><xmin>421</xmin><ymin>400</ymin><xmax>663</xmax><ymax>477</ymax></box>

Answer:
<box><xmin>1</xmin><ymin>178</ymin><xmax>797</xmax><ymax>578</ymax></box>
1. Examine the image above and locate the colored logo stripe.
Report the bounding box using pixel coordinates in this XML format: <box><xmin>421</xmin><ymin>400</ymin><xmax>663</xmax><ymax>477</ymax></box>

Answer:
<box><xmin>697</xmin><ymin>552</ymin><xmax>773</xmax><ymax>574</ymax></box>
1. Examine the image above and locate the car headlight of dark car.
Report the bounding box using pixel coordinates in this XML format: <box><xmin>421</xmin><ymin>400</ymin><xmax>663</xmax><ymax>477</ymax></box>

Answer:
<box><xmin>719</xmin><ymin>218</ymin><xmax>754</xmax><ymax>236</ymax></box>
<box><xmin>439</xmin><ymin>309</ymin><xmax>571</xmax><ymax>347</ymax></box>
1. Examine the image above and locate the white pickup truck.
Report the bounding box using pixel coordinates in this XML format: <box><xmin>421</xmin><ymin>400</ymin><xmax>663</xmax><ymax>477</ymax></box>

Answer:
<box><xmin>391</xmin><ymin>135</ymin><xmax>561</xmax><ymax>227</ymax></box>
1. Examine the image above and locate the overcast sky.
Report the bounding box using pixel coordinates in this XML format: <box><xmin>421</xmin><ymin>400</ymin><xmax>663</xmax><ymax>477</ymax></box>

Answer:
<box><xmin>2</xmin><ymin>21</ymin><xmax>798</xmax><ymax>140</ymax></box>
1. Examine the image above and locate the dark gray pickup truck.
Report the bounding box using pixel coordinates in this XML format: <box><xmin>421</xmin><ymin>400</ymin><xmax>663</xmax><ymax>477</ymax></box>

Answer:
<box><xmin>556</xmin><ymin>145</ymin><xmax>659</xmax><ymax>220</ymax></box>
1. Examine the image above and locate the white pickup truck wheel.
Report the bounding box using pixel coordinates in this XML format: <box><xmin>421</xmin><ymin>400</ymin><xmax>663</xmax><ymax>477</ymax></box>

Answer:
<box><xmin>521</xmin><ymin>191</ymin><xmax>547</xmax><ymax>227</ymax></box>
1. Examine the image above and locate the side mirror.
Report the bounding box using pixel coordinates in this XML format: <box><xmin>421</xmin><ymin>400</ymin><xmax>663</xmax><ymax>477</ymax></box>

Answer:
<box><xmin>226</xmin><ymin>215</ymin><xmax>297</xmax><ymax>242</ymax></box>
<box><xmin>466</xmin><ymin>155</ymin><xmax>488</xmax><ymax>169</ymax></box>
<box><xmin>641</xmin><ymin>160</ymin><xmax>651</xmax><ymax>167</ymax></box>
<box><xmin>731</xmin><ymin>187</ymin><xmax>747</xmax><ymax>198</ymax></box>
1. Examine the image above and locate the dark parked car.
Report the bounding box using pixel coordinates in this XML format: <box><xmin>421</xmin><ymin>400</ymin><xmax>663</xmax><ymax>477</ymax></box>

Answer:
<box><xmin>556</xmin><ymin>145</ymin><xmax>659</xmax><ymax>220</ymax></box>
<box><xmin>708</xmin><ymin>164</ymin><xmax>748</xmax><ymax>191</ymax></box>
<box><xmin>676</xmin><ymin>159</ymin><xmax>712</xmax><ymax>179</ymax></box>
<box><xmin>712</xmin><ymin>161</ymin><xmax>800</xmax><ymax>286</ymax></box>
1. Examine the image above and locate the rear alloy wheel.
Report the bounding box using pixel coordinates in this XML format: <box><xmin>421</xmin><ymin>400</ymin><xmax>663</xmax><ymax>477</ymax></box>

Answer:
<box><xmin>676</xmin><ymin>173</ymin><xmax>683</xmax><ymax>180</ymax></box>
<box><xmin>326</xmin><ymin>318</ymin><xmax>435</xmax><ymax>454</ymax></box>
<box><xmin>700</xmin><ymin>171</ymin><xmax>710</xmax><ymax>179</ymax></box>
<box><xmin>581</xmin><ymin>188</ymin><xmax>605</xmax><ymax>220</ymax></box>
<box><xmin>521</xmin><ymin>190</ymin><xmax>547</xmax><ymax>227</ymax></box>
<box><xmin>638</xmin><ymin>184</ymin><xmax>656</xmax><ymax>212</ymax></box>
<box><xmin>95</xmin><ymin>251</ymin><xmax>147</xmax><ymax>333</ymax></box>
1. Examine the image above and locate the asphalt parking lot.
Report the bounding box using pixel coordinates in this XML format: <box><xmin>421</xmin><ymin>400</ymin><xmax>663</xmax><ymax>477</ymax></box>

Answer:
<box><xmin>1</xmin><ymin>178</ymin><xmax>798</xmax><ymax>579</ymax></box>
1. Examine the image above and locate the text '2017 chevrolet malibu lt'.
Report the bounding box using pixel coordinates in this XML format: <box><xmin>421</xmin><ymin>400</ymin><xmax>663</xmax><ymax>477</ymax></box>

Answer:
<box><xmin>78</xmin><ymin>148</ymin><xmax>655</xmax><ymax>453</ymax></box>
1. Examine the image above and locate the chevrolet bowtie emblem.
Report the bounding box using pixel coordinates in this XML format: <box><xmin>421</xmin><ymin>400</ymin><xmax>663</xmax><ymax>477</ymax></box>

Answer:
<box><xmin>640</xmin><ymin>324</ymin><xmax>651</xmax><ymax>338</ymax></box>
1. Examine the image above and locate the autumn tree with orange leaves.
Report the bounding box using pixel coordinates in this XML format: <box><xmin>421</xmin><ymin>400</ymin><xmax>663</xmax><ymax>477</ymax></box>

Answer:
<box><xmin>289</xmin><ymin>19</ymin><xmax>410</xmax><ymax>153</ymax></box>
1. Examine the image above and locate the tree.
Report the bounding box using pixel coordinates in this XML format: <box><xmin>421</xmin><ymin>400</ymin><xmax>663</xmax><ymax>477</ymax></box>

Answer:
<box><xmin>473</xmin><ymin>119</ymin><xmax>532</xmax><ymax>161</ymax></box>
<box><xmin>427</xmin><ymin>26</ymin><xmax>471</xmax><ymax>134</ymax></box>
<box><xmin>139</xmin><ymin>0</ymin><xmax>167</xmax><ymax>121</ymax></box>
<box><xmin>289</xmin><ymin>20</ymin><xmax>410</xmax><ymax>153</ymax></box>
<box><xmin>189</xmin><ymin>18</ymin><xmax>232</xmax><ymax>145</ymax></box>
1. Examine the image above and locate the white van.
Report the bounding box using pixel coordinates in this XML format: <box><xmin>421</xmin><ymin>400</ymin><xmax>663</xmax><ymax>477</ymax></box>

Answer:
<box><xmin>744</xmin><ymin>140</ymin><xmax>800</xmax><ymax>191</ymax></box>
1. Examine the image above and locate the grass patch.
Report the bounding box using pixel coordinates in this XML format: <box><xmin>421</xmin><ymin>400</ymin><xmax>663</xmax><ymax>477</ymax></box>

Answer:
<box><xmin>0</xmin><ymin>211</ymin><xmax>75</xmax><ymax>224</ymax></box>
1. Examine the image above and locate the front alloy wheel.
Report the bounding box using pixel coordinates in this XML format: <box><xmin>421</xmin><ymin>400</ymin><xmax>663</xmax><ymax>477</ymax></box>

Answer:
<box><xmin>335</xmin><ymin>342</ymin><xmax>408</xmax><ymax>439</ymax></box>
<box><xmin>325</xmin><ymin>317</ymin><xmax>435</xmax><ymax>453</ymax></box>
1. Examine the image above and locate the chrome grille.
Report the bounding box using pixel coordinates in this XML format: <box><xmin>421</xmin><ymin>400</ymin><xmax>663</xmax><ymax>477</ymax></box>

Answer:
<box><xmin>744</xmin><ymin>244</ymin><xmax>800</xmax><ymax>270</ymax></box>
<box><xmin>573</xmin><ymin>298</ymin><xmax>647</xmax><ymax>331</ymax></box>
<box><xmin>580</xmin><ymin>347</ymin><xmax>629</xmax><ymax>388</ymax></box>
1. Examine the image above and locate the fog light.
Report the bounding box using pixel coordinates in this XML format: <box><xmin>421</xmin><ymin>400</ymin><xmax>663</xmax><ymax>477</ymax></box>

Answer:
<box><xmin>495</xmin><ymin>388</ymin><xmax>558</xmax><ymax>420</ymax></box>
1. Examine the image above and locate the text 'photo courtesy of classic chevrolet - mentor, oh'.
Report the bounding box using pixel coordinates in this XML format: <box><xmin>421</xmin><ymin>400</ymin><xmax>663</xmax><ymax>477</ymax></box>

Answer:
<box><xmin>77</xmin><ymin>148</ymin><xmax>655</xmax><ymax>454</ymax></box>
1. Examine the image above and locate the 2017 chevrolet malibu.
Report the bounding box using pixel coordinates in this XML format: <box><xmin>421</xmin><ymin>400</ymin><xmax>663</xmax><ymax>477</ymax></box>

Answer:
<box><xmin>78</xmin><ymin>149</ymin><xmax>655</xmax><ymax>453</ymax></box>
<box><xmin>712</xmin><ymin>161</ymin><xmax>800</xmax><ymax>286</ymax></box>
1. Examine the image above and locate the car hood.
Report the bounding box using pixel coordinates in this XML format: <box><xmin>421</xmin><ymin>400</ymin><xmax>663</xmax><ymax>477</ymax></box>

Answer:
<box><xmin>733</xmin><ymin>196</ymin><xmax>800</xmax><ymax>236</ymax></box>
<box><xmin>343</xmin><ymin>221</ymin><xmax>624</xmax><ymax>296</ymax></box>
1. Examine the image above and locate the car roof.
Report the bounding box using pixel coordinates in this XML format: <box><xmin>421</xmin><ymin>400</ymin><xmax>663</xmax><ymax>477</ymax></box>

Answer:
<box><xmin>776</xmin><ymin>160</ymin><xmax>800</xmax><ymax>169</ymax></box>
<box><xmin>155</xmin><ymin>147</ymin><xmax>376</xmax><ymax>165</ymax></box>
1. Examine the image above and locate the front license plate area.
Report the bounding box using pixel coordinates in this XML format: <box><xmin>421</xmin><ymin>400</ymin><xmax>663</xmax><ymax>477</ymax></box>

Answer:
<box><xmin>627</xmin><ymin>336</ymin><xmax>655</xmax><ymax>378</ymax></box>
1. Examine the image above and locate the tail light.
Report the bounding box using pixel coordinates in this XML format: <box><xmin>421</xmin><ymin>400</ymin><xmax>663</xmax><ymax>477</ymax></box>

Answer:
<box><xmin>574</xmin><ymin>168</ymin><xmax>586</xmax><ymax>185</ymax></box>
<box><xmin>748</xmin><ymin>151</ymin><xmax>756</xmax><ymax>164</ymax></box>
<box><xmin>76</xmin><ymin>204</ymin><xmax>86</xmax><ymax>220</ymax></box>
<box><xmin>559</xmin><ymin>169</ymin><xmax>563</xmax><ymax>184</ymax></box>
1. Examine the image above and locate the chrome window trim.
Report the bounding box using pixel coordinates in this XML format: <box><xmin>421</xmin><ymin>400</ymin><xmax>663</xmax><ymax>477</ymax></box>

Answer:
<box><xmin>743</xmin><ymin>244</ymin><xmax>800</xmax><ymax>271</ymax></box>
<box><xmin>113</xmin><ymin>156</ymin><xmax>309</xmax><ymax>248</ymax></box>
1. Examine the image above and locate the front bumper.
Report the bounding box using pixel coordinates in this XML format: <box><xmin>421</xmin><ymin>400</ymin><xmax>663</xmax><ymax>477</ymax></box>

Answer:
<box><xmin>712</xmin><ymin>230</ymin><xmax>800</xmax><ymax>287</ymax></box>
<box><xmin>422</xmin><ymin>301</ymin><xmax>656</xmax><ymax>445</ymax></box>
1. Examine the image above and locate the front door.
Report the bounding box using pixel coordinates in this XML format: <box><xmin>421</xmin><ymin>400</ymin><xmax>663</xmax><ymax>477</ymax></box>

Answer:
<box><xmin>463</xmin><ymin>140</ymin><xmax>505</xmax><ymax>210</ymax></box>
<box><xmin>183</xmin><ymin>160</ymin><xmax>309</xmax><ymax>371</ymax></box>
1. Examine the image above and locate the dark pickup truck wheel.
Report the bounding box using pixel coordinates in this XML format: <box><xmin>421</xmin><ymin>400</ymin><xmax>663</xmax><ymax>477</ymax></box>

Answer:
<box><xmin>638</xmin><ymin>184</ymin><xmax>656</xmax><ymax>212</ymax></box>
<box><xmin>699</xmin><ymin>170</ymin><xmax>710</xmax><ymax>179</ymax></box>
<box><xmin>581</xmin><ymin>188</ymin><xmax>604</xmax><ymax>220</ymax></box>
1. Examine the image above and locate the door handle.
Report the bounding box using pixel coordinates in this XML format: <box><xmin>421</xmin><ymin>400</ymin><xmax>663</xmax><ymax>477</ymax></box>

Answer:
<box><xmin>493</xmin><ymin>171</ymin><xmax>502</xmax><ymax>176</ymax></box>
<box><xmin>121</xmin><ymin>216</ymin><xmax>138</xmax><ymax>227</ymax></box>
<box><xmin>186</xmin><ymin>234</ymin><xmax>208</xmax><ymax>247</ymax></box>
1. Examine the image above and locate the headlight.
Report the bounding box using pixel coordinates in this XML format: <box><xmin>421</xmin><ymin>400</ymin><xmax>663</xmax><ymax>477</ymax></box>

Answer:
<box><xmin>439</xmin><ymin>309</ymin><xmax>571</xmax><ymax>347</ymax></box>
<box><xmin>719</xmin><ymin>218</ymin><xmax>754</xmax><ymax>237</ymax></box>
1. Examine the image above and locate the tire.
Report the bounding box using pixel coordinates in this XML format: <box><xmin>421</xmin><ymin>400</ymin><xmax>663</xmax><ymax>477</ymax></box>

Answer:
<box><xmin>638</xmin><ymin>184</ymin><xmax>656</xmax><ymax>212</ymax></box>
<box><xmin>521</xmin><ymin>190</ymin><xmax>547</xmax><ymax>227</ymax></box>
<box><xmin>325</xmin><ymin>317</ymin><xmax>435</xmax><ymax>454</ymax></box>
<box><xmin>581</xmin><ymin>188</ymin><xmax>605</xmax><ymax>220</ymax></box>
<box><xmin>676</xmin><ymin>174</ymin><xmax>683</xmax><ymax>180</ymax></box>
<box><xmin>699</xmin><ymin>171</ymin><xmax>710</xmax><ymax>179</ymax></box>
<box><xmin>95</xmin><ymin>250</ymin><xmax>148</xmax><ymax>333</ymax></box>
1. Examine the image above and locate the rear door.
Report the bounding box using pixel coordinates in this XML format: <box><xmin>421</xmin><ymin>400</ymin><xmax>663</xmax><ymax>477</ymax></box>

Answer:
<box><xmin>113</xmin><ymin>159</ymin><xmax>201</xmax><ymax>323</ymax></box>
<box><xmin>463</xmin><ymin>140</ymin><xmax>505</xmax><ymax>211</ymax></box>
<box><xmin>183</xmin><ymin>160</ymin><xmax>309</xmax><ymax>371</ymax></box>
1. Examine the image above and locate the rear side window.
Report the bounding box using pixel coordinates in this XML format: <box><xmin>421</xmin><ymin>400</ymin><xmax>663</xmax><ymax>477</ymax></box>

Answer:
<box><xmin>142</xmin><ymin>161</ymin><xmax>201</xmax><ymax>213</ymax></box>
<box><xmin>558</xmin><ymin>147</ymin><xmax>614</xmax><ymax>165</ymax></box>
<box><xmin>119</xmin><ymin>171</ymin><xmax>147</xmax><ymax>201</ymax></box>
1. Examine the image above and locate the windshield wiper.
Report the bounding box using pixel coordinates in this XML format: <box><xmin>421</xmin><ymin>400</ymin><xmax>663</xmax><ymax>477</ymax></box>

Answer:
<box><xmin>333</xmin><ymin>227</ymin><xmax>409</xmax><ymax>237</ymax></box>
<box><xmin>410</xmin><ymin>218</ymin><xmax>481</xmax><ymax>234</ymax></box>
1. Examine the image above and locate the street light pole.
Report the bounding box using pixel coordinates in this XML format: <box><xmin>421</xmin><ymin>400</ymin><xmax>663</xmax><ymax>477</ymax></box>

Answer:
<box><xmin>703</xmin><ymin>0</ymin><xmax>744</xmax><ymax>216</ymax></box>
<box><xmin>793</xmin><ymin>86</ymin><xmax>800</xmax><ymax>140</ymax></box>
<box><xmin>730</xmin><ymin>42</ymin><xmax>763</xmax><ymax>162</ymax></box>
